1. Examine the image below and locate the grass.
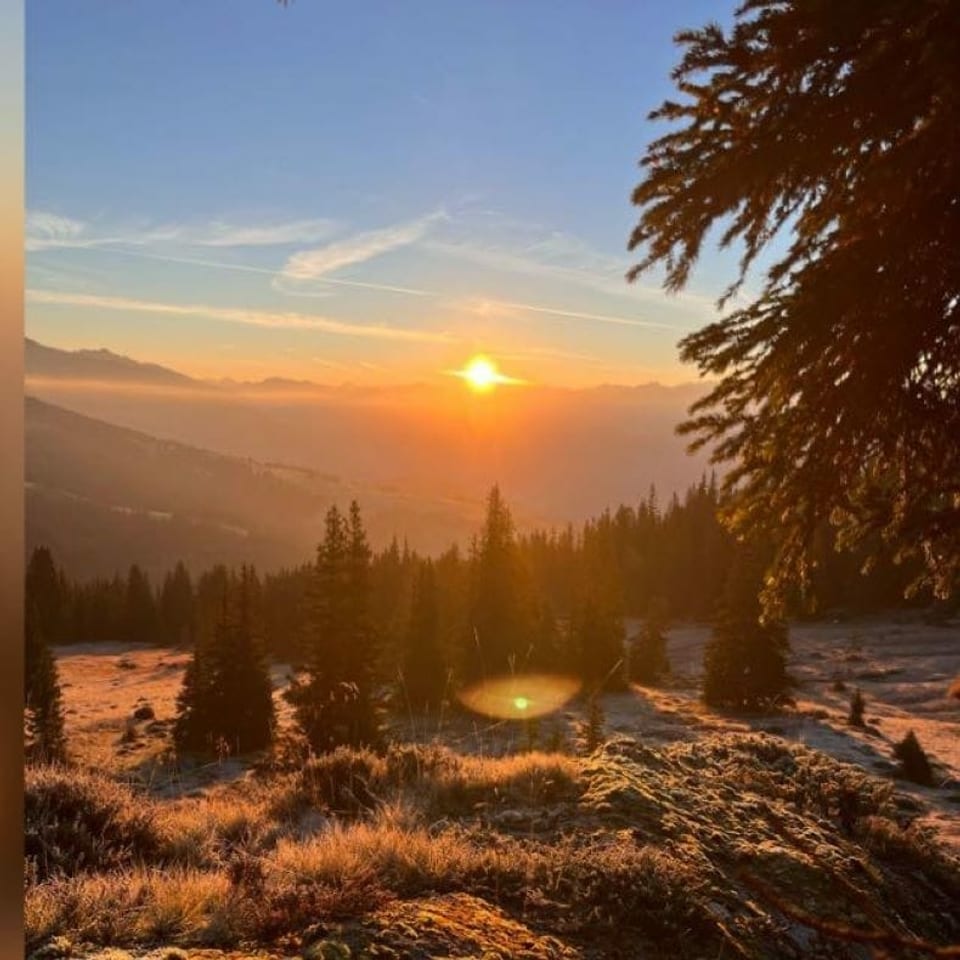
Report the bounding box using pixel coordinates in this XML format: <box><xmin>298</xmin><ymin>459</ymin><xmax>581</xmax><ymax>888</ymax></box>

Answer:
<box><xmin>25</xmin><ymin>734</ymin><xmax>960</xmax><ymax>959</ymax></box>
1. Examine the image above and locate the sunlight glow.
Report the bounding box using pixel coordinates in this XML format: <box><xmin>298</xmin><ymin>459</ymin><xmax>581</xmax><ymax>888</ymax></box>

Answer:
<box><xmin>450</xmin><ymin>355</ymin><xmax>524</xmax><ymax>393</ymax></box>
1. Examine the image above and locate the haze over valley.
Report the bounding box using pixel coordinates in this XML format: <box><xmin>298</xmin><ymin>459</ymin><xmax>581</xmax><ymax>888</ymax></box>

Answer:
<box><xmin>26</xmin><ymin>337</ymin><xmax>712</xmax><ymax>574</ymax></box>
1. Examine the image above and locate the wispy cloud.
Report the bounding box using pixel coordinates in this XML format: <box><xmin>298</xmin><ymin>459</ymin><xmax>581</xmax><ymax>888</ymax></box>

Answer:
<box><xmin>154</xmin><ymin>218</ymin><xmax>338</xmax><ymax>248</ymax></box>
<box><xmin>26</xmin><ymin>209</ymin><xmax>338</xmax><ymax>252</ymax></box>
<box><xmin>425</xmin><ymin>213</ymin><xmax>718</xmax><ymax>314</ymax></box>
<box><xmin>35</xmin><ymin>245</ymin><xmax>435</xmax><ymax>298</ymax></box>
<box><xmin>465</xmin><ymin>297</ymin><xmax>683</xmax><ymax>331</ymax></box>
<box><xmin>26</xmin><ymin>288</ymin><xmax>454</xmax><ymax>343</ymax></box>
<box><xmin>280</xmin><ymin>211</ymin><xmax>447</xmax><ymax>281</ymax></box>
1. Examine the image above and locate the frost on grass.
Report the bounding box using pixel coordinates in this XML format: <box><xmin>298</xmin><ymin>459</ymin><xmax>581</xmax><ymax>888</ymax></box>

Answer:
<box><xmin>26</xmin><ymin>734</ymin><xmax>960</xmax><ymax>960</ymax></box>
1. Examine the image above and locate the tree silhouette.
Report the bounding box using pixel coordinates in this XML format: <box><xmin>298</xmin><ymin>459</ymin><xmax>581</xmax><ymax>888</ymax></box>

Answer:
<box><xmin>26</xmin><ymin>546</ymin><xmax>68</xmax><ymax>646</ymax></box>
<box><xmin>629</xmin><ymin>0</ymin><xmax>960</xmax><ymax>608</ymax></box>
<box><xmin>287</xmin><ymin>503</ymin><xmax>380</xmax><ymax>752</ymax></box>
<box><xmin>24</xmin><ymin>603</ymin><xmax>67</xmax><ymax>763</ymax></box>
<box><xmin>174</xmin><ymin>567</ymin><xmax>275</xmax><ymax>755</ymax></box>
<box><xmin>123</xmin><ymin>564</ymin><xmax>159</xmax><ymax>644</ymax></box>
<box><xmin>630</xmin><ymin>595</ymin><xmax>670</xmax><ymax>685</ymax></box>
<box><xmin>703</xmin><ymin>542</ymin><xmax>789</xmax><ymax>711</ymax></box>
<box><xmin>159</xmin><ymin>561</ymin><xmax>194</xmax><ymax>647</ymax></box>
<box><xmin>400</xmin><ymin>561</ymin><xmax>447</xmax><ymax>712</ymax></box>
<box><xmin>464</xmin><ymin>486</ymin><xmax>535</xmax><ymax>683</ymax></box>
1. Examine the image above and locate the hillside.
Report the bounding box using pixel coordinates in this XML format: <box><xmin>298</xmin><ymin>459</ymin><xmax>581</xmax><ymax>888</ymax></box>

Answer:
<box><xmin>25</xmin><ymin>338</ymin><xmax>195</xmax><ymax>386</ymax></box>
<box><xmin>25</xmin><ymin>339</ymin><xmax>713</xmax><ymax>529</ymax></box>
<box><xmin>25</xmin><ymin>397</ymin><xmax>490</xmax><ymax>576</ymax></box>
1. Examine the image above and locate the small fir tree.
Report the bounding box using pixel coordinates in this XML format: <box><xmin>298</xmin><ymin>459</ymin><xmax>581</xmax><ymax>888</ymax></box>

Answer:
<box><xmin>847</xmin><ymin>687</ymin><xmax>866</xmax><ymax>727</ymax></box>
<box><xmin>892</xmin><ymin>730</ymin><xmax>934</xmax><ymax>786</ymax></box>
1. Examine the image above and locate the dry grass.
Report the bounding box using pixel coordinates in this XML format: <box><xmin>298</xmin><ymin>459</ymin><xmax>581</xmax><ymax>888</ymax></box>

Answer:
<box><xmin>25</xmin><ymin>734</ymin><xmax>960</xmax><ymax>959</ymax></box>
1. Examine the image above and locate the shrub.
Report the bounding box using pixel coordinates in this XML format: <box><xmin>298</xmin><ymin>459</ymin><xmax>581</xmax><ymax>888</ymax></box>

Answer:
<box><xmin>267</xmin><ymin>747</ymin><xmax>387</xmax><ymax>820</ymax></box>
<box><xmin>892</xmin><ymin>730</ymin><xmax>935</xmax><ymax>786</ymax></box>
<box><xmin>25</xmin><ymin>766</ymin><xmax>163</xmax><ymax>882</ymax></box>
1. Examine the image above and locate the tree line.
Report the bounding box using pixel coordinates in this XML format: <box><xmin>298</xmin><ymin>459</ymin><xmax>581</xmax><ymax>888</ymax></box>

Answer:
<box><xmin>25</xmin><ymin>478</ymin><xmax>950</xmax><ymax>762</ymax></box>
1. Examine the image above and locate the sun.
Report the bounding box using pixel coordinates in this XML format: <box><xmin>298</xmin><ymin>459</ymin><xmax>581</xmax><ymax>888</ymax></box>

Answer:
<box><xmin>451</xmin><ymin>355</ymin><xmax>522</xmax><ymax>393</ymax></box>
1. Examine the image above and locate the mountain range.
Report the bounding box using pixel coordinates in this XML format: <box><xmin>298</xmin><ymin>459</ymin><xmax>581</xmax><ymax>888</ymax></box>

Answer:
<box><xmin>25</xmin><ymin>338</ymin><xmax>714</xmax><ymax>576</ymax></box>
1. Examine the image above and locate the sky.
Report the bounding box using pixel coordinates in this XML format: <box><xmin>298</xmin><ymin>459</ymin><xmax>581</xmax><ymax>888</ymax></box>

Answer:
<box><xmin>25</xmin><ymin>0</ymin><xmax>741</xmax><ymax>388</ymax></box>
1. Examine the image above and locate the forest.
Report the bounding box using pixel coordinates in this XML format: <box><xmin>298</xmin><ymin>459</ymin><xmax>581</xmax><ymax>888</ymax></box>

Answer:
<box><xmin>25</xmin><ymin>477</ymin><xmax>947</xmax><ymax>762</ymax></box>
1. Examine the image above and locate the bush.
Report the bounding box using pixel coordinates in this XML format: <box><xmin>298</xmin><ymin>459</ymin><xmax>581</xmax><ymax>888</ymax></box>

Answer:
<box><xmin>892</xmin><ymin>730</ymin><xmax>935</xmax><ymax>786</ymax></box>
<box><xmin>268</xmin><ymin>747</ymin><xmax>387</xmax><ymax>820</ymax></box>
<box><xmin>25</xmin><ymin>766</ymin><xmax>163</xmax><ymax>882</ymax></box>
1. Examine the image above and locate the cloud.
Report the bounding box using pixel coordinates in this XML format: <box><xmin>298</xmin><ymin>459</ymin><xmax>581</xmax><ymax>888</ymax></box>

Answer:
<box><xmin>26</xmin><ymin>288</ymin><xmax>455</xmax><ymax>343</ymax></box>
<box><xmin>26</xmin><ymin>211</ymin><xmax>124</xmax><ymax>252</ymax></box>
<box><xmin>424</xmin><ymin>213</ymin><xmax>718</xmax><ymax>314</ymax></box>
<box><xmin>26</xmin><ymin>209</ymin><xmax>338</xmax><ymax>251</ymax></box>
<box><xmin>148</xmin><ymin>218</ymin><xmax>338</xmax><ymax>248</ymax></box>
<box><xmin>280</xmin><ymin>211</ymin><xmax>447</xmax><ymax>281</ymax></box>
<box><xmin>465</xmin><ymin>297</ymin><xmax>684</xmax><ymax>331</ymax></box>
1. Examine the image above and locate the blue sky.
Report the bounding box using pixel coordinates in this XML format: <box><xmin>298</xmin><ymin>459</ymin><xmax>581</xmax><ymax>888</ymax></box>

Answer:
<box><xmin>26</xmin><ymin>0</ymin><xmax>740</xmax><ymax>386</ymax></box>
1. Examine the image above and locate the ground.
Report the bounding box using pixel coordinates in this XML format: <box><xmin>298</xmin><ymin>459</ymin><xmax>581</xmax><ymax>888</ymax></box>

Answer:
<box><xmin>30</xmin><ymin>616</ymin><xmax>960</xmax><ymax>960</ymax></box>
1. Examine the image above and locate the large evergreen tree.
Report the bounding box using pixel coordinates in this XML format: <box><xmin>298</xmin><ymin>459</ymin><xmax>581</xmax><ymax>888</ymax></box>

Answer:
<box><xmin>288</xmin><ymin>502</ymin><xmax>380</xmax><ymax>752</ymax></box>
<box><xmin>24</xmin><ymin>603</ymin><xmax>67</xmax><ymax>763</ymax></box>
<box><xmin>464</xmin><ymin>486</ymin><xmax>535</xmax><ymax>683</ymax></box>
<box><xmin>628</xmin><ymin>0</ymin><xmax>960</xmax><ymax>607</ymax></box>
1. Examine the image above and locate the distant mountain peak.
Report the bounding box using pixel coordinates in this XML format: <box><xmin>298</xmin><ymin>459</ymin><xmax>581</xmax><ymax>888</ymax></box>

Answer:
<box><xmin>25</xmin><ymin>338</ymin><xmax>195</xmax><ymax>386</ymax></box>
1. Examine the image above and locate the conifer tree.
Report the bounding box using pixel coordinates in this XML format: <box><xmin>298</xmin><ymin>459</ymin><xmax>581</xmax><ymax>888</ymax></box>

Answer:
<box><xmin>174</xmin><ymin>567</ymin><xmax>275</xmax><ymax>755</ymax></box>
<box><xmin>400</xmin><ymin>561</ymin><xmax>447</xmax><ymax>712</ymax></box>
<box><xmin>571</xmin><ymin>595</ymin><xmax>626</xmax><ymax>693</ymax></box>
<box><xmin>464</xmin><ymin>485</ymin><xmax>534</xmax><ymax>683</ymax></box>
<box><xmin>288</xmin><ymin>502</ymin><xmax>380</xmax><ymax>752</ymax></box>
<box><xmin>703</xmin><ymin>543</ymin><xmax>790</xmax><ymax>711</ymax></box>
<box><xmin>629</xmin><ymin>0</ymin><xmax>960</xmax><ymax>604</ymax></box>
<box><xmin>630</xmin><ymin>595</ymin><xmax>670</xmax><ymax>685</ymax></box>
<box><xmin>26</xmin><ymin>546</ymin><xmax>67</xmax><ymax>646</ymax></box>
<box><xmin>24</xmin><ymin>603</ymin><xmax>67</xmax><ymax>763</ymax></box>
<box><xmin>160</xmin><ymin>561</ymin><xmax>194</xmax><ymax>647</ymax></box>
<box><xmin>124</xmin><ymin>564</ymin><xmax>159</xmax><ymax>644</ymax></box>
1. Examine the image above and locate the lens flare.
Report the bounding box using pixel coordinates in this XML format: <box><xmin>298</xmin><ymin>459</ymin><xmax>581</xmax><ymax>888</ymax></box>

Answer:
<box><xmin>458</xmin><ymin>673</ymin><xmax>581</xmax><ymax>720</ymax></box>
